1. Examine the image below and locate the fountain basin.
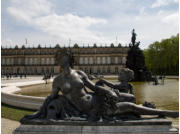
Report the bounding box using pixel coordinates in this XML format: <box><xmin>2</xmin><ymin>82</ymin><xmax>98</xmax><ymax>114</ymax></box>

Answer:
<box><xmin>1</xmin><ymin>80</ymin><xmax>49</xmax><ymax>110</ymax></box>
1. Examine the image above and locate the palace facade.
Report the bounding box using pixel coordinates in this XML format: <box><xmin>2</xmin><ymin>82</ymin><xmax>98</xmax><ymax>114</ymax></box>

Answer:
<box><xmin>1</xmin><ymin>43</ymin><xmax>129</xmax><ymax>75</ymax></box>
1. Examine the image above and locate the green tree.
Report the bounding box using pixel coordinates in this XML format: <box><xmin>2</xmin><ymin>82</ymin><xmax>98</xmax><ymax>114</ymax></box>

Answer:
<box><xmin>144</xmin><ymin>34</ymin><xmax>179</xmax><ymax>75</ymax></box>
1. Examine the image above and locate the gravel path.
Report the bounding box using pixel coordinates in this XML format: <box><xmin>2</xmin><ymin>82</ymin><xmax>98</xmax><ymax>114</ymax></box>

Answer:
<box><xmin>1</xmin><ymin>118</ymin><xmax>20</xmax><ymax>134</ymax></box>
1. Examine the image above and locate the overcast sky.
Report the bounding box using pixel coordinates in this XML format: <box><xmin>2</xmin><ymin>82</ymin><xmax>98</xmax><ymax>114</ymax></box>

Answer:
<box><xmin>1</xmin><ymin>0</ymin><xmax>179</xmax><ymax>49</ymax></box>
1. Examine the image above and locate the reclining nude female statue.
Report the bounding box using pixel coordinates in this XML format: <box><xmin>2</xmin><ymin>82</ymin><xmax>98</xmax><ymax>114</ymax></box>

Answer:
<box><xmin>21</xmin><ymin>49</ymin><xmax>178</xmax><ymax>123</ymax></box>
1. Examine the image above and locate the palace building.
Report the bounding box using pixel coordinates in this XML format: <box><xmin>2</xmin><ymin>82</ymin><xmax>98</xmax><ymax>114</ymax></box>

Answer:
<box><xmin>1</xmin><ymin>43</ymin><xmax>129</xmax><ymax>75</ymax></box>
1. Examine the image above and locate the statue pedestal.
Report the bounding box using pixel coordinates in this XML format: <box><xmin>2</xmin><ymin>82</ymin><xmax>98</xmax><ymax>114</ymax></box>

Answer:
<box><xmin>13</xmin><ymin>118</ymin><xmax>178</xmax><ymax>134</ymax></box>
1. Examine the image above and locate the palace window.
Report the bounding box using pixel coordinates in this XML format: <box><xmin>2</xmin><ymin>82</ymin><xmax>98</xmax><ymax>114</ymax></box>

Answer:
<box><xmin>24</xmin><ymin>68</ymin><xmax>27</xmax><ymax>73</ymax></box>
<box><xmin>41</xmin><ymin>58</ymin><xmax>45</xmax><ymax>65</ymax></box>
<box><xmin>34</xmin><ymin>68</ymin><xmax>37</xmax><ymax>74</ymax></box>
<box><xmin>29</xmin><ymin>68</ymin><xmax>33</xmax><ymax>74</ymax></box>
<box><xmin>6</xmin><ymin>58</ymin><xmax>10</xmax><ymax>65</ymax></box>
<box><xmin>18</xmin><ymin>58</ymin><xmax>21</xmax><ymax>65</ymax></box>
<box><xmin>34</xmin><ymin>58</ymin><xmax>38</xmax><ymax>65</ymax></box>
<box><xmin>2</xmin><ymin>69</ymin><xmax>4</xmax><ymax>74</ymax></box>
<box><xmin>89</xmin><ymin>57</ymin><xmax>93</xmax><ymax>64</ymax></box>
<box><xmin>25</xmin><ymin>58</ymin><xmax>28</xmax><ymax>65</ymax></box>
<box><xmin>29</xmin><ymin>58</ymin><xmax>33</xmax><ymax>65</ymax></box>
<box><xmin>115</xmin><ymin>67</ymin><xmax>118</xmax><ymax>73</ymax></box>
<box><xmin>46</xmin><ymin>58</ymin><xmax>49</xmax><ymax>65</ymax></box>
<box><xmin>41</xmin><ymin>68</ymin><xmax>44</xmax><ymax>74</ymax></box>
<box><xmin>97</xmin><ymin>68</ymin><xmax>101</xmax><ymax>74</ymax></box>
<box><xmin>34</xmin><ymin>51</ymin><xmax>38</xmax><ymax>55</ymax></box>
<box><xmin>97</xmin><ymin>57</ymin><xmax>101</xmax><ymax>64</ymax></box>
<box><xmin>89</xmin><ymin>68</ymin><xmax>93</xmax><ymax>74</ymax></box>
<box><xmin>51</xmin><ymin>58</ymin><xmax>54</xmax><ymax>65</ymax></box>
<box><xmin>107</xmin><ymin>57</ymin><xmax>111</xmax><ymax>64</ymax></box>
<box><xmin>2</xmin><ymin>58</ymin><xmax>5</xmax><ymax>65</ymax></box>
<box><xmin>114</xmin><ymin>57</ymin><xmax>118</xmax><ymax>64</ymax></box>
<box><xmin>122</xmin><ymin>57</ymin><xmax>127</xmax><ymax>64</ymax></box>
<box><xmin>85</xmin><ymin>68</ymin><xmax>88</xmax><ymax>73</ymax></box>
<box><xmin>51</xmin><ymin>67</ymin><xmax>54</xmax><ymax>73</ymax></box>
<box><xmin>102</xmin><ymin>57</ymin><xmax>106</xmax><ymax>64</ymax></box>
<box><xmin>46</xmin><ymin>68</ymin><xmax>49</xmax><ymax>73</ymax></box>
<box><xmin>79</xmin><ymin>57</ymin><xmax>83</xmax><ymax>65</ymax></box>
<box><xmin>11</xmin><ymin>58</ymin><xmax>14</xmax><ymax>65</ymax></box>
<box><xmin>85</xmin><ymin>57</ymin><xmax>88</xmax><ymax>64</ymax></box>
<box><xmin>107</xmin><ymin>67</ymin><xmax>110</xmax><ymax>73</ymax></box>
<box><xmin>102</xmin><ymin>67</ymin><xmax>106</xmax><ymax>73</ymax></box>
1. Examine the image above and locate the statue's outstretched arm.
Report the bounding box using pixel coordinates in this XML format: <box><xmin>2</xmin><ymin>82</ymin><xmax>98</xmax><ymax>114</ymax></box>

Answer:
<box><xmin>99</xmin><ymin>79</ymin><xmax>119</xmax><ymax>89</ymax></box>
<box><xmin>77</xmin><ymin>70</ymin><xmax>118</xmax><ymax>98</ymax></box>
<box><xmin>77</xmin><ymin>70</ymin><xmax>103</xmax><ymax>92</ymax></box>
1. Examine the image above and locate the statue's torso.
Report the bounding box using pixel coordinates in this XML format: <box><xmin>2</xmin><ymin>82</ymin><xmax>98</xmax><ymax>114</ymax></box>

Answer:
<box><xmin>57</xmin><ymin>70</ymin><xmax>94</xmax><ymax>113</ymax></box>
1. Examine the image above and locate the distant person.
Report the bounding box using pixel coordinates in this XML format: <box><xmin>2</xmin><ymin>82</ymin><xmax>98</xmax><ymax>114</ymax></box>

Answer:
<box><xmin>6</xmin><ymin>74</ymin><xmax>9</xmax><ymax>80</ymax></box>
<box><xmin>153</xmin><ymin>75</ymin><xmax>158</xmax><ymax>85</ymax></box>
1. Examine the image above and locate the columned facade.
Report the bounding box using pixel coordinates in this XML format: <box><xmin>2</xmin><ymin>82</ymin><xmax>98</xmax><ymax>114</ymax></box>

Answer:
<box><xmin>1</xmin><ymin>44</ymin><xmax>129</xmax><ymax>75</ymax></box>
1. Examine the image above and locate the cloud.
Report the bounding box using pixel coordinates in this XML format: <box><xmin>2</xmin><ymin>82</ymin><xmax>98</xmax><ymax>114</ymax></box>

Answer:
<box><xmin>3</xmin><ymin>0</ymin><xmax>179</xmax><ymax>49</ymax></box>
<box><xmin>162</xmin><ymin>12</ymin><xmax>179</xmax><ymax>27</ymax></box>
<box><xmin>151</xmin><ymin>0</ymin><xmax>178</xmax><ymax>8</ymax></box>
<box><xmin>35</xmin><ymin>14</ymin><xmax>107</xmax><ymax>41</ymax></box>
<box><xmin>7</xmin><ymin>7</ymin><xmax>32</xmax><ymax>23</ymax></box>
<box><xmin>139</xmin><ymin>7</ymin><xmax>147</xmax><ymax>15</ymax></box>
<box><xmin>8</xmin><ymin>0</ymin><xmax>53</xmax><ymax>17</ymax></box>
<box><xmin>105</xmin><ymin>10</ymin><xmax>179</xmax><ymax>48</ymax></box>
<box><xmin>6</xmin><ymin>0</ymin><xmax>107</xmax><ymax>45</ymax></box>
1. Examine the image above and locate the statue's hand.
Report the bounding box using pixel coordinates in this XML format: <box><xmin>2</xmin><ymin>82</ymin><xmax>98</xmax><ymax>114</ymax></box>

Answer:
<box><xmin>95</xmin><ymin>79</ymin><xmax>104</xmax><ymax>86</ymax></box>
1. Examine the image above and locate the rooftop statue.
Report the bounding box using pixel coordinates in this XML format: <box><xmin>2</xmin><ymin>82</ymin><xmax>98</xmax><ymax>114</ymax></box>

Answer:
<box><xmin>21</xmin><ymin>48</ymin><xmax>178</xmax><ymax>123</ymax></box>
<box><xmin>131</xmin><ymin>29</ymin><xmax>137</xmax><ymax>46</ymax></box>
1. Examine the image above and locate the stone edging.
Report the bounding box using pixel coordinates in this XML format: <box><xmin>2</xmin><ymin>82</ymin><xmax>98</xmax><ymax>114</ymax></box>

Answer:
<box><xmin>1</xmin><ymin>80</ymin><xmax>53</xmax><ymax>110</ymax></box>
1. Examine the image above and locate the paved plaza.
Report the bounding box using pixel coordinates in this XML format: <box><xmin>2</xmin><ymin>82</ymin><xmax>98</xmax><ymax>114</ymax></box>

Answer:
<box><xmin>2</xmin><ymin>76</ymin><xmax>44</xmax><ymax>84</ymax></box>
<box><xmin>1</xmin><ymin>76</ymin><xmax>44</xmax><ymax>134</ymax></box>
<box><xmin>1</xmin><ymin>118</ymin><xmax>20</xmax><ymax>134</ymax></box>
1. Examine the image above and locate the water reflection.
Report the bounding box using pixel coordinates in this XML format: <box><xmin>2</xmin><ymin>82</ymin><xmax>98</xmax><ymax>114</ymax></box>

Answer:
<box><xmin>20</xmin><ymin>83</ymin><xmax>52</xmax><ymax>97</ymax></box>
<box><xmin>132</xmin><ymin>79</ymin><xmax>179</xmax><ymax>111</ymax></box>
<box><xmin>131</xmin><ymin>79</ymin><xmax>179</xmax><ymax>125</ymax></box>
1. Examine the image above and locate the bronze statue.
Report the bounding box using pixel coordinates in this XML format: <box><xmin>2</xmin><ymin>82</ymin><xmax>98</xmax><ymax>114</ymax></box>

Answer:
<box><xmin>21</xmin><ymin>49</ymin><xmax>178</xmax><ymax>123</ymax></box>
<box><xmin>131</xmin><ymin>29</ymin><xmax>137</xmax><ymax>46</ymax></box>
<box><xmin>127</xmin><ymin>30</ymin><xmax>154</xmax><ymax>81</ymax></box>
<box><xmin>97</xmin><ymin>68</ymin><xmax>134</xmax><ymax>95</ymax></box>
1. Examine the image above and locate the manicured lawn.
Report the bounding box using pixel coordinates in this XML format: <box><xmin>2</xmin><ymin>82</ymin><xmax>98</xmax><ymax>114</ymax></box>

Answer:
<box><xmin>1</xmin><ymin>104</ymin><xmax>35</xmax><ymax>121</ymax></box>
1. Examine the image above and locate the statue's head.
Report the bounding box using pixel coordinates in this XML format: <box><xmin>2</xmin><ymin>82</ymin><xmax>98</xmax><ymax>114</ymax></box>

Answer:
<box><xmin>118</xmin><ymin>68</ymin><xmax>134</xmax><ymax>82</ymax></box>
<box><xmin>55</xmin><ymin>48</ymin><xmax>74</xmax><ymax>68</ymax></box>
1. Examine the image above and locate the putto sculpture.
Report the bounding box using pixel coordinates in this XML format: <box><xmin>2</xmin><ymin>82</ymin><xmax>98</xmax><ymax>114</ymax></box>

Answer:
<box><xmin>21</xmin><ymin>48</ymin><xmax>178</xmax><ymax>123</ymax></box>
<box><xmin>97</xmin><ymin>68</ymin><xmax>134</xmax><ymax>95</ymax></box>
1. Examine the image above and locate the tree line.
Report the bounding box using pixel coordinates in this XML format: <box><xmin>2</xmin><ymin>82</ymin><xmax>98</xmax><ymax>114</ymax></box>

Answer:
<box><xmin>143</xmin><ymin>34</ymin><xmax>179</xmax><ymax>75</ymax></box>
